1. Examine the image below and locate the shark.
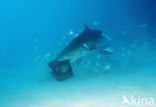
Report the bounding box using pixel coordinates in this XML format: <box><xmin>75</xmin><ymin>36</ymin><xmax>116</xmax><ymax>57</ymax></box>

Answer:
<box><xmin>49</xmin><ymin>25</ymin><xmax>108</xmax><ymax>81</ymax></box>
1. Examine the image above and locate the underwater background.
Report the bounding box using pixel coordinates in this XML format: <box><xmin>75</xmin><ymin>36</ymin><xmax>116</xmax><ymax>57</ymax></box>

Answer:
<box><xmin>0</xmin><ymin>0</ymin><xmax>156</xmax><ymax>107</ymax></box>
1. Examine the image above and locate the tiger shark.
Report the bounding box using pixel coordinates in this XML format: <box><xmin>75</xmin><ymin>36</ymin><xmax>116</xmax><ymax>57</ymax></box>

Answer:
<box><xmin>49</xmin><ymin>25</ymin><xmax>108</xmax><ymax>81</ymax></box>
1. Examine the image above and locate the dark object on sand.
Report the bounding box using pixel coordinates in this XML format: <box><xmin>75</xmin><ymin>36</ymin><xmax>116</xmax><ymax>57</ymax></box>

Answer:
<box><xmin>48</xmin><ymin>60</ymin><xmax>73</xmax><ymax>81</ymax></box>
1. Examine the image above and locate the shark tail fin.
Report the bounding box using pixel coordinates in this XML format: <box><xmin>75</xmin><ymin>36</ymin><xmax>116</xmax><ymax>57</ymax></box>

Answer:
<box><xmin>48</xmin><ymin>60</ymin><xmax>73</xmax><ymax>81</ymax></box>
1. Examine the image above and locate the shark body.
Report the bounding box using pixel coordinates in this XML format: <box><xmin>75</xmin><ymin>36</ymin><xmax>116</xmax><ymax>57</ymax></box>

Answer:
<box><xmin>56</xmin><ymin>26</ymin><xmax>105</xmax><ymax>62</ymax></box>
<box><xmin>49</xmin><ymin>26</ymin><xmax>106</xmax><ymax>81</ymax></box>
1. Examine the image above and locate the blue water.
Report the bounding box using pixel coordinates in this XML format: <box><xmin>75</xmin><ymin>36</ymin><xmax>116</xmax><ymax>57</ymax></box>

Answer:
<box><xmin>0</xmin><ymin>0</ymin><xmax>156</xmax><ymax>107</ymax></box>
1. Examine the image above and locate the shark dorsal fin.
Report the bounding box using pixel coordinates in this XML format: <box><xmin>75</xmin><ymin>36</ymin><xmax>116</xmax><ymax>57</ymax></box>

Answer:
<box><xmin>84</xmin><ymin>24</ymin><xmax>90</xmax><ymax>31</ymax></box>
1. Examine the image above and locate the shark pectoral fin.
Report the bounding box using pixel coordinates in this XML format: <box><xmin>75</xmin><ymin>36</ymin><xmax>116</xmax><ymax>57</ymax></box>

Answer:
<box><xmin>83</xmin><ymin>43</ymin><xmax>98</xmax><ymax>51</ymax></box>
<box><xmin>90</xmin><ymin>45</ymin><xmax>107</xmax><ymax>51</ymax></box>
<box><xmin>83</xmin><ymin>43</ymin><xmax>90</xmax><ymax>50</ymax></box>
<box><xmin>83</xmin><ymin>43</ymin><xmax>107</xmax><ymax>51</ymax></box>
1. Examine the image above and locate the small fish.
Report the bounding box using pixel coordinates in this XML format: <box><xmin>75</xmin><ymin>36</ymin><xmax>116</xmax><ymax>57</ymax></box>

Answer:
<box><xmin>139</xmin><ymin>24</ymin><xmax>148</xmax><ymax>28</ymax></box>
<box><xmin>68</xmin><ymin>30</ymin><xmax>74</xmax><ymax>35</ymax></box>
<box><xmin>93</xmin><ymin>21</ymin><xmax>99</xmax><ymax>26</ymax></box>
